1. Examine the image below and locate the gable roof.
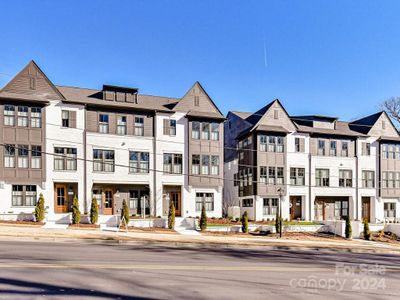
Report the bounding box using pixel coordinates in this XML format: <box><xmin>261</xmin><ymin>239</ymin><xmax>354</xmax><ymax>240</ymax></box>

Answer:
<box><xmin>0</xmin><ymin>60</ymin><xmax>64</xmax><ymax>101</ymax></box>
<box><xmin>350</xmin><ymin>111</ymin><xmax>399</xmax><ymax>135</ymax></box>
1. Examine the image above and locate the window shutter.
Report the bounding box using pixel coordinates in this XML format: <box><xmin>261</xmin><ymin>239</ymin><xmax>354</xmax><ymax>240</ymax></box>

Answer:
<box><xmin>299</xmin><ymin>138</ymin><xmax>305</xmax><ymax>152</ymax></box>
<box><xmin>163</xmin><ymin>119</ymin><xmax>170</xmax><ymax>135</ymax></box>
<box><xmin>362</xmin><ymin>142</ymin><xmax>366</xmax><ymax>156</ymax></box>
<box><xmin>70</xmin><ymin>111</ymin><xmax>77</xmax><ymax>128</ymax></box>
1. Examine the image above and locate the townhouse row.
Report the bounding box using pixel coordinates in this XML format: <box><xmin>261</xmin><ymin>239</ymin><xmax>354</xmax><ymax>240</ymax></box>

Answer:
<box><xmin>1</xmin><ymin>60</ymin><xmax>399</xmax><ymax>224</ymax></box>
<box><xmin>224</xmin><ymin>100</ymin><xmax>400</xmax><ymax>223</ymax></box>
<box><xmin>0</xmin><ymin>61</ymin><xmax>224</xmax><ymax>222</ymax></box>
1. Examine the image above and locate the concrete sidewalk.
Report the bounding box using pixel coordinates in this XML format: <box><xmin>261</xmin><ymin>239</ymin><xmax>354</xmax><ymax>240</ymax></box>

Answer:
<box><xmin>0</xmin><ymin>224</ymin><xmax>399</xmax><ymax>254</ymax></box>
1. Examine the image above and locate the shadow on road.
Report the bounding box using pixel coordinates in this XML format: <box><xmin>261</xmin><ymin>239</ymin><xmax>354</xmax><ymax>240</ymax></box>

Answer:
<box><xmin>0</xmin><ymin>277</ymin><xmax>149</xmax><ymax>300</ymax></box>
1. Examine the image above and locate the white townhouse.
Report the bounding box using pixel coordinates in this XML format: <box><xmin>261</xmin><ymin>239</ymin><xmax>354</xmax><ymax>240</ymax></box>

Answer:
<box><xmin>0</xmin><ymin>61</ymin><xmax>224</xmax><ymax>223</ymax></box>
<box><xmin>224</xmin><ymin>99</ymin><xmax>400</xmax><ymax>223</ymax></box>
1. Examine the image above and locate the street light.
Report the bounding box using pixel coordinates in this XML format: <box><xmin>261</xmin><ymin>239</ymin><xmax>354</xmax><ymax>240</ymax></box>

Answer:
<box><xmin>277</xmin><ymin>188</ymin><xmax>284</xmax><ymax>238</ymax></box>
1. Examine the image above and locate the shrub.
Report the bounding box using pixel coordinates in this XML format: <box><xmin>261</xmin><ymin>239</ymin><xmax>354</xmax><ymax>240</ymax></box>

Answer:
<box><xmin>241</xmin><ymin>211</ymin><xmax>248</xmax><ymax>233</ymax></box>
<box><xmin>345</xmin><ymin>216</ymin><xmax>352</xmax><ymax>239</ymax></box>
<box><xmin>363</xmin><ymin>218</ymin><xmax>370</xmax><ymax>240</ymax></box>
<box><xmin>199</xmin><ymin>205</ymin><xmax>207</xmax><ymax>231</ymax></box>
<box><xmin>235</xmin><ymin>217</ymin><xmax>240</xmax><ymax>222</ymax></box>
<box><xmin>90</xmin><ymin>197</ymin><xmax>99</xmax><ymax>224</ymax></box>
<box><xmin>71</xmin><ymin>195</ymin><xmax>81</xmax><ymax>225</ymax></box>
<box><xmin>168</xmin><ymin>200</ymin><xmax>175</xmax><ymax>229</ymax></box>
<box><xmin>34</xmin><ymin>193</ymin><xmax>45</xmax><ymax>222</ymax></box>
<box><xmin>121</xmin><ymin>199</ymin><xmax>130</xmax><ymax>224</ymax></box>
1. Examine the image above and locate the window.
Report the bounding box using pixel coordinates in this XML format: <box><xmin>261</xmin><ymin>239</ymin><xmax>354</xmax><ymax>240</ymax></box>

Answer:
<box><xmin>93</xmin><ymin>149</ymin><xmax>114</xmax><ymax>172</ymax></box>
<box><xmin>384</xmin><ymin>203</ymin><xmax>396</xmax><ymax>218</ymax></box>
<box><xmin>134</xmin><ymin>116</ymin><xmax>144</xmax><ymax>136</ymax></box>
<box><xmin>274</xmin><ymin>110</ymin><xmax>279</xmax><ymax>119</ymax></box>
<box><xmin>54</xmin><ymin>147</ymin><xmax>77</xmax><ymax>171</ymax></box>
<box><xmin>341</xmin><ymin>141</ymin><xmax>349</xmax><ymax>157</ymax></box>
<box><xmin>192</xmin><ymin>121</ymin><xmax>200</xmax><ymax>139</ymax></box>
<box><xmin>334</xmin><ymin>200</ymin><xmax>348</xmax><ymax>219</ymax></box>
<box><xmin>329</xmin><ymin>141</ymin><xmax>336</xmax><ymax>156</ymax></box>
<box><xmin>363</xmin><ymin>142</ymin><xmax>371</xmax><ymax>156</ymax></box>
<box><xmin>316</xmin><ymin>169</ymin><xmax>329</xmax><ymax>187</ymax></box>
<box><xmin>129</xmin><ymin>190</ymin><xmax>139</xmax><ymax>210</ymax></box>
<box><xmin>31</xmin><ymin>145</ymin><xmax>41</xmax><ymax>169</ymax></box>
<box><xmin>263</xmin><ymin>198</ymin><xmax>278</xmax><ymax>215</ymax></box>
<box><xmin>211</xmin><ymin>155</ymin><xmax>219</xmax><ymax>175</ymax></box>
<box><xmin>12</xmin><ymin>185</ymin><xmax>36</xmax><ymax>206</ymax></box>
<box><xmin>268</xmin><ymin>136</ymin><xmax>276</xmax><ymax>152</ymax></box>
<box><xmin>4</xmin><ymin>105</ymin><xmax>15</xmax><ymax>126</ymax></box>
<box><xmin>117</xmin><ymin>116</ymin><xmax>127</xmax><ymax>135</ymax></box>
<box><xmin>276</xmin><ymin>167</ymin><xmax>284</xmax><ymax>184</ymax></box>
<box><xmin>276</xmin><ymin>137</ymin><xmax>284</xmax><ymax>153</ymax></box>
<box><xmin>318</xmin><ymin>140</ymin><xmax>325</xmax><ymax>156</ymax></box>
<box><xmin>389</xmin><ymin>145</ymin><xmax>395</xmax><ymax>159</ymax></box>
<box><xmin>62</xmin><ymin>110</ymin><xmax>70</xmax><ymax>127</ymax></box>
<box><xmin>259</xmin><ymin>135</ymin><xmax>267</xmax><ymax>152</ymax></box>
<box><xmin>396</xmin><ymin>145</ymin><xmax>400</xmax><ymax>160</ymax></box>
<box><xmin>362</xmin><ymin>171</ymin><xmax>375</xmax><ymax>188</ymax></box>
<box><xmin>382</xmin><ymin>121</ymin><xmax>386</xmax><ymax>129</ymax></box>
<box><xmin>163</xmin><ymin>153</ymin><xmax>182</xmax><ymax>174</ymax></box>
<box><xmin>18</xmin><ymin>145</ymin><xmax>29</xmax><ymax>168</ymax></box>
<box><xmin>242</xmin><ymin>198</ymin><xmax>253</xmax><ymax>207</ymax></box>
<box><xmin>17</xmin><ymin>106</ymin><xmax>29</xmax><ymax>127</ymax></box>
<box><xmin>192</xmin><ymin>155</ymin><xmax>200</xmax><ymax>175</ymax></box>
<box><xmin>194</xmin><ymin>95</ymin><xmax>200</xmax><ymax>106</ymax></box>
<box><xmin>260</xmin><ymin>167</ymin><xmax>267</xmax><ymax>184</ymax></box>
<box><xmin>99</xmin><ymin>114</ymin><xmax>109</xmax><ymax>133</ymax></box>
<box><xmin>233</xmin><ymin>173</ymin><xmax>239</xmax><ymax>186</ymax></box>
<box><xmin>201</xmin><ymin>155</ymin><xmax>210</xmax><ymax>175</ymax></box>
<box><xmin>169</xmin><ymin>119</ymin><xmax>176</xmax><ymax>136</ymax></box>
<box><xmin>129</xmin><ymin>151</ymin><xmax>149</xmax><ymax>173</ymax></box>
<box><xmin>30</xmin><ymin>77</ymin><xmax>36</xmax><ymax>90</ymax></box>
<box><xmin>201</xmin><ymin>123</ymin><xmax>210</xmax><ymax>140</ymax></box>
<box><xmin>290</xmin><ymin>168</ymin><xmax>305</xmax><ymax>186</ymax></box>
<box><xmin>30</xmin><ymin>107</ymin><xmax>41</xmax><ymax>128</ymax></box>
<box><xmin>196</xmin><ymin>193</ymin><xmax>214</xmax><ymax>211</ymax></box>
<box><xmin>4</xmin><ymin>144</ymin><xmax>15</xmax><ymax>168</ymax></box>
<box><xmin>211</xmin><ymin>123</ymin><xmax>219</xmax><ymax>140</ymax></box>
<box><xmin>383</xmin><ymin>144</ymin><xmax>389</xmax><ymax>159</ymax></box>
<box><xmin>268</xmin><ymin>167</ymin><xmax>276</xmax><ymax>184</ymax></box>
<box><xmin>295</xmin><ymin>137</ymin><xmax>304</xmax><ymax>152</ymax></box>
<box><xmin>339</xmin><ymin>170</ymin><xmax>352</xmax><ymax>187</ymax></box>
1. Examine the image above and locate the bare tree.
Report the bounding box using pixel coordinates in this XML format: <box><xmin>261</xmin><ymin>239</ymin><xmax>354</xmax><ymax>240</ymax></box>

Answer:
<box><xmin>382</xmin><ymin>97</ymin><xmax>400</xmax><ymax>123</ymax></box>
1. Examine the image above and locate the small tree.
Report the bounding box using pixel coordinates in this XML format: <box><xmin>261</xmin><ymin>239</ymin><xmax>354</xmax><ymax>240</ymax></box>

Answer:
<box><xmin>199</xmin><ymin>205</ymin><xmax>207</xmax><ymax>231</ymax></box>
<box><xmin>168</xmin><ymin>200</ymin><xmax>175</xmax><ymax>229</ymax></box>
<box><xmin>345</xmin><ymin>216</ymin><xmax>352</xmax><ymax>239</ymax></box>
<box><xmin>241</xmin><ymin>211</ymin><xmax>248</xmax><ymax>233</ymax></box>
<box><xmin>71</xmin><ymin>195</ymin><xmax>81</xmax><ymax>225</ymax></box>
<box><xmin>90</xmin><ymin>197</ymin><xmax>99</xmax><ymax>224</ymax></box>
<box><xmin>34</xmin><ymin>193</ymin><xmax>45</xmax><ymax>222</ymax></box>
<box><xmin>363</xmin><ymin>218</ymin><xmax>370</xmax><ymax>240</ymax></box>
<box><xmin>121</xmin><ymin>199</ymin><xmax>130</xmax><ymax>224</ymax></box>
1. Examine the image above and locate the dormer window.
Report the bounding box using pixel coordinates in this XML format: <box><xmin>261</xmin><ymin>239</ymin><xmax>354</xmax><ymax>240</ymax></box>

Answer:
<box><xmin>194</xmin><ymin>96</ymin><xmax>200</xmax><ymax>106</ymax></box>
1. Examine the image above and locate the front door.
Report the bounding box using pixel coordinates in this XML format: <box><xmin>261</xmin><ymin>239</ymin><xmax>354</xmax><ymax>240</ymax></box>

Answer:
<box><xmin>103</xmin><ymin>189</ymin><xmax>114</xmax><ymax>215</ymax></box>
<box><xmin>55</xmin><ymin>184</ymin><xmax>68</xmax><ymax>213</ymax></box>
<box><xmin>171</xmin><ymin>192</ymin><xmax>181</xmax><ymax>217</ymax></box>
<box><xmin>325</xmin><ymin>202</ymin><xmax>335</xmax><ymax>220</ymax></box>
<box><xmin>362</xmin><ymin>197</ymin><xmax>371</xmax><ymax>222</ymax></box>
<box><xmin>290</xmin><ymin>197</ymin><xmax>302</xmax><ymax>220</ymax></box>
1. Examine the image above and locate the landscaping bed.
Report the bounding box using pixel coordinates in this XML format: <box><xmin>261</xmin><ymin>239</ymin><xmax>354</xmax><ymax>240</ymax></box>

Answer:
<box><xmin>126</xmin><ymin>227</ymin><xmax>176</xmax><ymax>234</ymax></box>
<box><xmin>68</xmin><ymin>223</ymin><xmax>100</xmax><ymax>230</ymax></box>
<box><xmin>0</xmin><ymin>220</ymin><xmax>44</xmax><ymax>227</ymax></box>
<box><xmin>371</xmin><ymin>231</ymin><xmax>400</xmax><ymax>245</ymax></box>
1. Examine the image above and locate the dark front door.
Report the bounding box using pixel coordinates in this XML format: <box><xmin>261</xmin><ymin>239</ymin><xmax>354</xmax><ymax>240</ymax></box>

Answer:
<box><xmin>290</xmin><ymin>197</ymin><xmax>302</xmax><ymax>220</ymax></box>
<box><xmin>362</xmin><ymin>197</ymin><xmax>371</xmax><ymax>222</ymax></box>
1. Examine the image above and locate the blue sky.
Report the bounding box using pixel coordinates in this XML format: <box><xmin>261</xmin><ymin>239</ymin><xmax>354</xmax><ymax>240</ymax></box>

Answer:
<box><xmin>1</xmin><ymin>0</ymin><xmax>400</xmax><ymax>122</ymax></box>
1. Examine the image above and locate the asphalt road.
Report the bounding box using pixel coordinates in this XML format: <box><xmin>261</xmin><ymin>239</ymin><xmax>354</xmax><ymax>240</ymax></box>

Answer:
<box><xmin>0</xmin><ymin>239</ymin><xmax>399</xmax><ymax>299</ymax></box>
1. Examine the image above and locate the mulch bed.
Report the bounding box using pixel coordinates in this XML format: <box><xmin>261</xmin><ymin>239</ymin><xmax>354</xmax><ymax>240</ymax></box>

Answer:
<box><xmin>126</xmin><ymin>227</ymin><xmax>176</xmax><ymax>234</ymax></box>
<box><xmin>371</xmin><ymin>232</ymin><xmax>400</xmax><ymax>245</ymax></box>
<box><xmin>0</xmin><ymin>220</ymin><xmax>44</xmax><ymax>226</ymax></box>
<box><xmin>206</xmin><ymin>218</ymin><xmax>240</xmax><ymax>226</ymax></box>
<box><xmin>68</xmin><ymin>223</ymin><xmax>100</xmax><ymax>230</ymax></box>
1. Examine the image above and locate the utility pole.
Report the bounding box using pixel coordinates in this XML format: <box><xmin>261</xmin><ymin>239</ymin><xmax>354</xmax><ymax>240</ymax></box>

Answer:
<box><xmin>277</xmin><ymin>188</ymin><xmax>284</xmax><ymax>238</ymax></box>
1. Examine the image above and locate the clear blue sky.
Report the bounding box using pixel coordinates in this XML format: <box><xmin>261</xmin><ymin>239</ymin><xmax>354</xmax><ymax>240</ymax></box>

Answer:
<box><xmin>1</xmin><ymin>0</ymin><xmax>400</xmax><ymax>122</ymax></box>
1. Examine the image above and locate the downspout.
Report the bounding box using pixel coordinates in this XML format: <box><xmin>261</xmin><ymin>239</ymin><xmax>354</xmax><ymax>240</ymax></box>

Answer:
<box><xmin>83</xmin><ymin>105</ymin><xmax>88</xmax><ymax>214</ymax></box>
<box><xmin>153</xmin><ymin>112</ymin><xmax>157</xmax><ymax>217</ymax></box>
<box><xmin>355</xmin><ymin>139</ymin><xmax>359</xmax><ymax>221</ymax></box>
<box><xmin>308</xmin><ymin>153</ymin><xmax>312</xmax><ymax>221</ymax></box>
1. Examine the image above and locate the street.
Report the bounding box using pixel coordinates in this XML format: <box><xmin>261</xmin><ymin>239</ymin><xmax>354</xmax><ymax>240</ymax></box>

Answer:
<box><xmin>0</xmin><ymin>239</ymin><xmax>399</xmax><ymax>299</ymax></box>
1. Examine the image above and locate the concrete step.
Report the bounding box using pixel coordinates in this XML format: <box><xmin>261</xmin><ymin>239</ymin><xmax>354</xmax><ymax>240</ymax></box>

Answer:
<box><xmin>175</xmin><ymin>227</ymin><xmax>201</xmax><ymax>236</ymax></box>
<box><xmin>42</xmin><ymin>222</ymin><xmax>69</xmax><ymax>230</ymax></box>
